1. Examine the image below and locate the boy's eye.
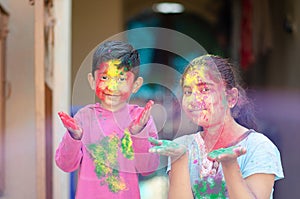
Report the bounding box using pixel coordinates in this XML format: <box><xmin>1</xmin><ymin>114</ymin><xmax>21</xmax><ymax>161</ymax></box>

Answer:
<box><xmin>118</xmin><ymin>77</ymin><xmax>126</xmax><ymax>81</ymax></box>
<box><xmin>100</xmin><ymin>76</ymin><xmax>108</xmax><ymax>80</ymax></box>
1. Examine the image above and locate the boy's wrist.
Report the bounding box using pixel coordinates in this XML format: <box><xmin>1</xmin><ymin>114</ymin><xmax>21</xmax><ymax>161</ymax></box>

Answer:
<box><xmin>129</xmin><ymin>123</ymin><xmax>146</xmax><ymax>135</ymax></box>
<box><xmin>68</xmin><ymin>129</ymin><xmax>83</xmax><ymax>140</ymax></box>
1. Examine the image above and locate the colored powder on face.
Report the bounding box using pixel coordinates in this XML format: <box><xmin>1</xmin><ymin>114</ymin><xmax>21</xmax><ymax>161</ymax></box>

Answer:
<box><xmin>106</xmin><ymin>60</ymin><xmax>122</xmax><ymax>77</ymax></box>
<box><xmin>208</xmin><ymin>145</ymin><xmax>238</xmax><ymax>159</ymax></box>
<box><xmin>107</xmin><ymin>79</ymin><xmax>118</xmax><ymax>91</ymax></box>
<box><xmin>184</xmin><ymin>66</ymin><xmax>206</xmax><ymax>86</ymax></box>
<box><xmin>121</xmin><ymin>129</ymin><xmax>134</xmax><ymax>160</ymax></box>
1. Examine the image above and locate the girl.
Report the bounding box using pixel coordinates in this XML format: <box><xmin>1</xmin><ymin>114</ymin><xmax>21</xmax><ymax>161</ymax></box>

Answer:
<box><xmin>149</xmin><ymin>54</ymin><xmax>284</xmax><ymax>199</ymax></box>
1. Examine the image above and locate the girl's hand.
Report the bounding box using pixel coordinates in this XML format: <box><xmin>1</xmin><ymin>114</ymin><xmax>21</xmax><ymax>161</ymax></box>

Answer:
<box><xmin>208</xmin><ymin>146</ymin><xmax>246</xmax><ymax>163</ymax></box>
<box><xmin>129</xmin><ymin>100</ymin><xmax>154</xmax><ymax>135</ymax></box>
<box><xmin>58</xmin><ymin>111</ymin><xmax>83</xmax><ymax>140</ymax></box>
<box><xmin>148</xmin><ymin>137</ymin><xmax>187</xmax><ymax>158</ymax></box>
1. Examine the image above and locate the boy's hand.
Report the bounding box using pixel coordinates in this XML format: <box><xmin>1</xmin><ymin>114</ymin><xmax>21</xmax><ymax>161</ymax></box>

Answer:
<box><xmin>58</xmin><ymin>111</ymin><xmax>83</xmax><ymax>140</ymax></box>
<box><xmin>207</xmin><ymin>146</ymin><xmax>246</xmax><ymax>163</ymax></box>
<box><xmin>129</xmin><ymin>100</ymin><xmax>154</xmax><ymax>135</ymax></box>
<box><xmin>148</xmin><ymin>137</ymin><xmax>187</xmax><ymax>158</ymax></box>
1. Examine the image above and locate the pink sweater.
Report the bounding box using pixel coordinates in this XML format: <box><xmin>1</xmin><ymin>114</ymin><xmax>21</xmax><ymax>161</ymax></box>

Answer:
<box><xmin>55</xmin><ymin>103</ymin><xmax>159</xmax><ymax>199</ymax></box>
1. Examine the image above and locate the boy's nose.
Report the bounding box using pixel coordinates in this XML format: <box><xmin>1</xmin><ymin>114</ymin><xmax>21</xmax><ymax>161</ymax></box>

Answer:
<box><xmin>106</xmin><ymin>79</ymin><xmax>118</xmax><ymax>91</ymax></box>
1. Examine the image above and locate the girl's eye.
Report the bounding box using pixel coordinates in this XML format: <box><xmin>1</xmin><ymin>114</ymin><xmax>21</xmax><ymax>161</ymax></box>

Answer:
<box><xmin>201</xmin><ymin>87</ymin><xmax>209</xmax><ymax>93</ymax></box>
<box><xmin>184</xmin><ymin>90</ymin><xmax>192</xmax><ymax>95</ymax></box>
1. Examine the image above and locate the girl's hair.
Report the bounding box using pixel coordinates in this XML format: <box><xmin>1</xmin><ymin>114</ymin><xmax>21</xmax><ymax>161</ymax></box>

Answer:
<box><xmin>92</xmin><ymin>40</ymin><xmax>140</xmax><ymax>78</ymax></box>
<box><xmin>181</xmin><ymin>54</ymin><xmax>257</xmax><ymax>130</ymax></box>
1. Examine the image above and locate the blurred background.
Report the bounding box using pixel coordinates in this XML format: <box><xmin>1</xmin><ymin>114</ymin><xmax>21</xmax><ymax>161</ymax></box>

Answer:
<box><xmin>0</xmin><ymin>0</ymin><xmax>299</xmax><ymax>198</ymax></box>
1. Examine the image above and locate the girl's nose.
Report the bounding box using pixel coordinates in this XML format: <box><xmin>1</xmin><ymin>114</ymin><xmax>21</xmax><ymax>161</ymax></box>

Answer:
<box><xmin>190</xmin><ymin>93</ymin><xmax>206</xmax><ymax>108</ymax></box>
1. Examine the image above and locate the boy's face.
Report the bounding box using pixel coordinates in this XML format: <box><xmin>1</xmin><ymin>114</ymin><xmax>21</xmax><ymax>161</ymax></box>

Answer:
<box><xmin>88</xmin><ymin>59</ymin><xmax>142</xmax><ymax>111</ymax></box>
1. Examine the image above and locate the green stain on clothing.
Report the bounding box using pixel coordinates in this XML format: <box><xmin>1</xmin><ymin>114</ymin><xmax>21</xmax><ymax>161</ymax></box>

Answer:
<box><xmin>88</xmin><ymin>131</ymin><xmax>135</xmax><ymax>193</ymax></box>
<box><xmin>193</xmin><ymin>178</ymin><xmax>227</xmax><ymax>199</ymax></box>
<box><xmin>121</xmin><ymin>129</ymin><xmax>134</xmax><ymax>160</ymax></box>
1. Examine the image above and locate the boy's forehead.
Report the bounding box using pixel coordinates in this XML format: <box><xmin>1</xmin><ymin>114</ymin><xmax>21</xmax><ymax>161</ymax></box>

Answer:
<box><xmin>99</xmin><ymin>59</ymin><xmax>121</xmax><ymax>68</ymax></box>
<box><xmin>97</xmin><ymin>59</ymin><xmax>126</xmax><ymax>75</ymax></box>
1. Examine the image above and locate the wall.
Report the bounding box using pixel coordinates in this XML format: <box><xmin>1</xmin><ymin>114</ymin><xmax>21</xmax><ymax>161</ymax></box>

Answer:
<box><xmin>52</xmin><ymin>0</ymin><xmax>72</xmax><ymax>199</ymax></box>
<box><xmin>71</xmin><ymin>0</ymin><xmax>123</xmax><ymax>106</ymax></box>
<box><xmin>0</xmin><ymin>0</ymin><xmax>72</xmax><ymax>198</ymax></box>
<box><xmin>0</xmin><ymin>0</ymin><xmax>36</xmax><ymax>198</ymax></box>
<box><xmin>267</xmin><ymin>0</ymin><xmax>300</xmax><ymax>90</ymax></box>
<box><xmin>265</xmin><ymin>0</ymin><xmax>300</xmax><ymax>198</ymax></box>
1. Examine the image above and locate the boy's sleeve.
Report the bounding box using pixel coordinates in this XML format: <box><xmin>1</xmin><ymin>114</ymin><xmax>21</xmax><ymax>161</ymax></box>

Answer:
<box><xmin>55</xmin><ymin>113</ymin><xmax>83</xmax><ymax>173</ymax></box>
<box><xmin>55</xmin><ymin>131</ymin><xmax>83</xmax><ymax>172</ymax></box>
<box><xmin>131</xmin><ymin>116</ymin><xmax>160</xmax><ymax>176</ymax></box>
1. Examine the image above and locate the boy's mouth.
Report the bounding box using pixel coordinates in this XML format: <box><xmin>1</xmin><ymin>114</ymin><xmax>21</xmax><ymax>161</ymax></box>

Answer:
<box><xmin>103</xmin><ymin>90</ymin><xmax>119</xmax><ymax>96</ymax></box>
<box><xmin>105</xmin><ymin>93</ymin><xmax>119</xmax><ymax>97</ymax></box>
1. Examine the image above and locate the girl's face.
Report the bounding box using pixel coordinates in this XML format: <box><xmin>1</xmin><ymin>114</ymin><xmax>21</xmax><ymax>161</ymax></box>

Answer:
<box><xmin>182</xmin><ymin>65</ymin><xmax>229</xmax><ymax>128</ymax></box>
<box><xmin>91</xmin><ymin>59</ymin><xmax>137</xmax><ymax>111</ymax></box>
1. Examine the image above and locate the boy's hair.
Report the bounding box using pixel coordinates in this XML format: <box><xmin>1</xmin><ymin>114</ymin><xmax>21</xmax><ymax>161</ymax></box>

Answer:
<box><xmin>92</xmin><ymin>40</ymin><xmax>140</xmax><ymax>78</ymax></box>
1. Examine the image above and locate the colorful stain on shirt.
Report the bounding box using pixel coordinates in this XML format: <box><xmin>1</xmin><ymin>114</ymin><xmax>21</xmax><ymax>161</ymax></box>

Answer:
<box><xmin>121</xmin><ymin>129</ymin><xmax>134</xmax><ymax>160</ymax></box>
<box><xmin>88</xmin><ymin>130</ymin><xmax>134</xmax><ymax>193</ymax></box>
<box><xmin>193</xmin><ymin>173</ymin><xmax>227</xmax><ymax>199</ymax></box>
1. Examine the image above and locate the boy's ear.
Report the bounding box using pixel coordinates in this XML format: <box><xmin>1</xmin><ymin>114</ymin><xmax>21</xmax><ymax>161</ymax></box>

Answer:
<box><xmin>132</xmin><ymin>77</ymin><xmax>143</xmax><ymax>93</ymax></box>
<box><xmin>88</xmin><ymin>73</ymin><xmax>95</xmax><ymax>90</ymax></box>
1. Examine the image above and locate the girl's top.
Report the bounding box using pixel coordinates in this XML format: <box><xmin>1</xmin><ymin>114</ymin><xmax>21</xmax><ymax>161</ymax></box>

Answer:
<box><xmin>169</xmin><ymin>129</ymin><xmax>284</xmax><ymax>199</ymax></box>
<box><xmin>55</xmin><ymin>103</ymin><xmax>159</xmax><ymax>199</ymax></box>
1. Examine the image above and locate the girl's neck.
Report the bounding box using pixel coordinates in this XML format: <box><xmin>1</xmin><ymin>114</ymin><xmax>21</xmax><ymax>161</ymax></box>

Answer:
<box><xmin>202</xmin><ymin>118</ymin><xmax>248</xmax><ymax>152</ymax></box>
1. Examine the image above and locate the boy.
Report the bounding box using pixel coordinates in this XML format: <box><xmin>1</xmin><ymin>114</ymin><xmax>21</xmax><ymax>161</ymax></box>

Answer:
<box><xmin>56</xmin><ymin>40</ymin><xmax>159</xmax><ymax>199</ymax></box>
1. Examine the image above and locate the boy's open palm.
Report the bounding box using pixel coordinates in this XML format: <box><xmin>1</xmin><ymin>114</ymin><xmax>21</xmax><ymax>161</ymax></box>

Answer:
<box><xmin>129</xmin><ymin>100</ymin><xmax>154</xmax><ymax>135</ymax></box>
<box><xmin>58</xmin><ymin>111</ymin><xmax>83</xmax><ymax>140</ymax></box>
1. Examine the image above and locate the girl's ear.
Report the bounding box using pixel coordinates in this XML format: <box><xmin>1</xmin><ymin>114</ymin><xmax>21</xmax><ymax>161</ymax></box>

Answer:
<box><xmin>227</xmin><ymin>87</ymin><xmax>239</xmax><ymax>108</ymax></box>
<box><xmin>88</xmin><ymin>73</ymin><xmax>95</xmax><ymax>90</ymax></box>
<box><xmin>132</xmin><ymin>77</ymin><xmax>143</xmax><ymax>93</ymax></box>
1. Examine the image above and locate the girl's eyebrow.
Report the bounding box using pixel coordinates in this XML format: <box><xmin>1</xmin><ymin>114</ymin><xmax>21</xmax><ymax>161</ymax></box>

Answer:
<box><xmin>196</xmin><ymin>82</ymin><xmax>213</xmax><ymax>87</ymax></box>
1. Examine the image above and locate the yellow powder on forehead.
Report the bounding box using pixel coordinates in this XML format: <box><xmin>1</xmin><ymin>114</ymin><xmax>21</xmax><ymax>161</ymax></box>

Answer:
<box><xmin>184</xmin><ymin>65</ymin><xmax>206</xmax><ymax>85</ymax></box>
<box><xmin>106</xmin><ymin>59</ymin><xmax>123</xmax><ymax>77</ymax></box>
